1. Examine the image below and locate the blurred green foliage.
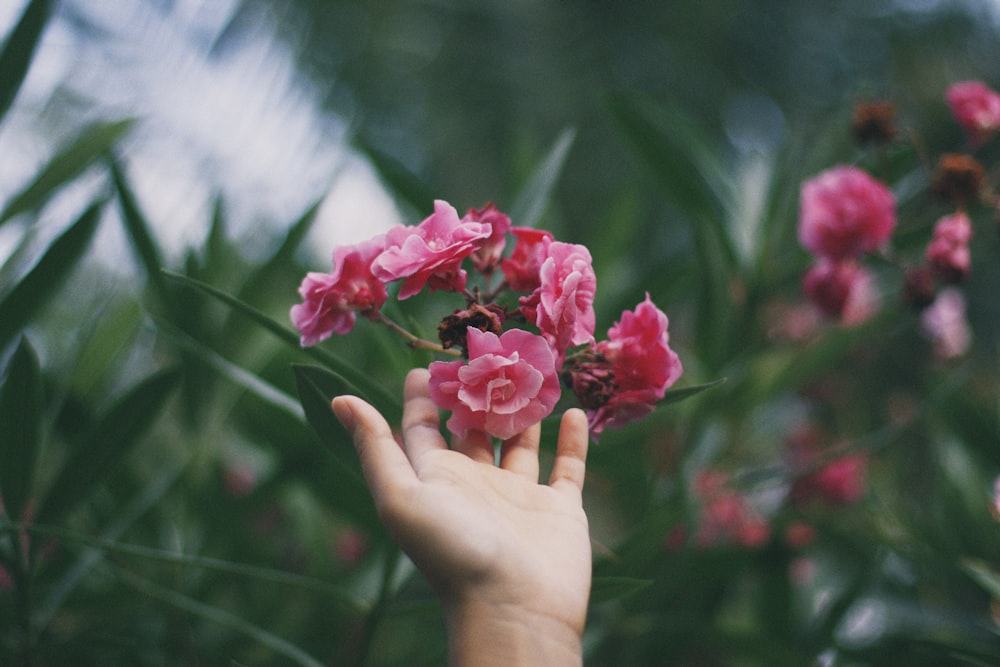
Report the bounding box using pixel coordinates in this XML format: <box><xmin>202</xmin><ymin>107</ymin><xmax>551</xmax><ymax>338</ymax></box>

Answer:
<box><xmin>2</xmin><ymin>1</ymin><xmax>1000</xmax><ymax>665</ymax></box>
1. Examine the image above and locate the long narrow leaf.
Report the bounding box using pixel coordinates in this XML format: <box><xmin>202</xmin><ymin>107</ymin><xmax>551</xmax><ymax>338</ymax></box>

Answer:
<box><xmin>509</xmin><ymin>127</ymin><xmax>576</xmax><ymax>229</ymax></box>
<box><xmin>0</xmin><ymin>201</ymin><xmax>103</xmax><ymax>349</ymax></box>
<box><xmin>110</xmin><ymin>159</ymin><xmax>173</xmax><ymax>310</ymax></box>
<box><xmin>607</xmin><ymin>94</ymin><xmax>738</xmax><ymax>267</ymax></box>
<box><xmin>658</xmin><ymin>377</ymin><xmax>726</xmax><ymax>408</ymax></box>
<box><xmin>354</xmin><ymin>140</ymin><xmax>434</xmax><ymax>215</ymax></box>
<box><xmin>37</xmin><ymin>368</ymin><xmax>181</xmax><ymax>523</ymax></box>
<box><xmin>163</xmin><ymin>270</ymin><xmax>401</xmax><ymax>418</ymax></box>
<box><xmin>0</xmin><ymin>0</ymin><xmax>52</xmax><ymax>123</ymax></box>
<box><xmin>0</xmin><ymin>119</ymin><xmax>134</xmax><ymax>226</ymax></box>
<box><xmin>0</xmin><ymin>337</ymin><xmax>43</xmax><ymax>522</ymax></box>
<box><xmin>117</xmin><ymin>568</ymin><xmax>326</xmax><ymax>667</ymax></box>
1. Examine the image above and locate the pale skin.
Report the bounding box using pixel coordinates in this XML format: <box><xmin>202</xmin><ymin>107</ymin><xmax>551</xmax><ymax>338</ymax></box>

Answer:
<box><xmin>332</xmin><ymin>368</ymin><xmax>591</xmax><ymax>667</ymax></box>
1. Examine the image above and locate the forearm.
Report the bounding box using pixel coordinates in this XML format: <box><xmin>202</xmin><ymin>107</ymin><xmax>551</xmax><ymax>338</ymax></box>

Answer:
<box><xmin>445</xmin><ymin>598</ymin><xmax>584</xmax><ymax>667</ymax></box>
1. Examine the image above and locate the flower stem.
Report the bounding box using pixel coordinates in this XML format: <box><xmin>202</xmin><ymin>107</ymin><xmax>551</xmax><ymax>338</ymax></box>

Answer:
<box><xmin>374</xmin><ymin>312</ymin><xmax>461</xmax><ymax>357</ymax></box>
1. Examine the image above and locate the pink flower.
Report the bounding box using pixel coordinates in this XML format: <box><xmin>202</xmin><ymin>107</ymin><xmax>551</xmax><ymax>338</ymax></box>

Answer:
<box><xmin>802</xmin><ymin>258</ymin><xmax>876</xmax><ymax>324</ymax></box>
<box><xmin>428</xmin><ymin>327</ymin><xmax>560</xmax><ymax>440</ymax></box>
<box><xmin>799</xmin><ymin>166</ymin><xmax>896</xmax><ymax>260</ymax></box>
<box><xmin>925</xmin><ymin>211</ymin><xmax>972</xmax><ymax>283</ymax></box>
<box><xmin>921</xmin><ymin>288</ymin><xmax>972</xmax><ymax>359</ymax></box>
<box><xmin>523</xmin><ymin>241</ymin><xmax>597</xmax><ymax>360</ymax></box>
<box><xmin>690</xmin><ymin>471</ymin><xmax>771</xmax><ymax>549</ymax></box>
<box><xmin>791</xmin><ymin>452</ymin><xmax>868</xmax><ymax>507</ymax></box>
<box><xmin>502</xmin><ymin>227</ymin><xmax>553</xmax><ymax>292</ymax></box>
<box><xmin>290</xmin><ymin>235</ymin><xmax>388</xmax><ymax>346</ymax></box>
<box><xmin>465</xmin><ymin>202</ymin><xmax>512</xmax><ymax>273</ymax></box>
<box><xmin>946</xmin><ymin>80</ymin><xmax>1000</xmax><ymax>146</ymax></box>
<box><xmin>372</xmin><ymin>200</ymin><xmax>492</xmax><ymax>299</ymax></box>
<box><xmin>575</xmin><ymin>295</ymin><xmax>682</xmax><ymax>436</ymax></box>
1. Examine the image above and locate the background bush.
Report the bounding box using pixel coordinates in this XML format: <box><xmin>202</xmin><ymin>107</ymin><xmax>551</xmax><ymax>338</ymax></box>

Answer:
<box><xmin>2</xmin><ymin>1</ymin><xmax>1000</xmax><ymax>665</ymax></box>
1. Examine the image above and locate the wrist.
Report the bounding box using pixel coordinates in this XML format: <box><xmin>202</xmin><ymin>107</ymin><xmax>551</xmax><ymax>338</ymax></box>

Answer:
<box><xmin>444</xmin><ymin>596</ymin><xmax>583</xmax><ymax>667</ymax></box>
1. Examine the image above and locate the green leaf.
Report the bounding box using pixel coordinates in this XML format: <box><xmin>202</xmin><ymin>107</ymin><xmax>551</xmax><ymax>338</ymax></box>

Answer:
<box><xmin>117</xmin><ymin>569</ymin><xmax>326</xmax><ymax>667</ymax></box>
<box><xmin>0</xmin><ymin>119</ymin><xmax>133</xmax><ymax>227</ymax></box>
<box><xmin>589</xmin><ymin>575</ymin><xmax>653</xmax><ymax>605</ymax></box>
<box><xmin>659</xmin><ymin>377</ymin><xmax>726</xmax><ymax>407</ymax></box>
<box><xmin>607</xmin><ymin>94</ymin><xmax>737</xmax><ymax>266</ymax></box>
<box><xmin>509</xmin><ymin>127</ymin><xmax>576</xmax><ymax>229</ymax></box>
<box><xmin>292</xmin><ymin>364</ymin><xmax>381</xmax><ymax>527</ymax></box>
<box><xmin>354</xmin><ymin>140</ymin><xmax>434</xmax><ymax>215</ymax></box>
<box><xmin>37</xmin><ymin>368</ymin><xmax>181</xmax><ymax>523</ymax></box>
<box><xmin>0</xmin><ymin>0</ymin><xmax>53</xmax><ymax>123</ymax></box>
<box><xmin>228</xmin><ymin>197</ymin><xmax>322</xmax><ymax>318</ymax></box>
<box><xmin>0</xmin><ymin>201</ymin><xmax>103</xmax><ymax>349</ymax></box>
<box><xmin>162</xmin><ymin>270</ymin><xmax>401</xmax><ymax>418</ymax></box>
<box><xmin>0</xmin><ymin>337</ymin><xmax>43</xmax><ymax>522</ymax></box>
<box><xmin>110</xmin><ymin>159</ymin><xmax>173</xmax><ymax>310</ymax></box>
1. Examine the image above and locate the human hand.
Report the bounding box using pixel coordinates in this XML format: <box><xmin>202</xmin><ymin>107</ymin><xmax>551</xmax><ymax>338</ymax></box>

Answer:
<box><xmin>332</xmin><ymin>368</ymin><xmax>591</xmax><ymax>666</ymax></box>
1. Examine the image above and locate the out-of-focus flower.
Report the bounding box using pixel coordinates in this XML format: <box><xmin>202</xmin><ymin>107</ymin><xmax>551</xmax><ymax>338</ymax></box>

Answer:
<box><xmin>501</xmin><ymin>227</ymin><xmax>553</xmax><ymax>292</ymax></box>
<box><xmin>799</xmin><ymin>165</ymin><xmax>896</xmax><ymax>260</ymax></box>
<box><xmin>925</xmin><ymin>211</ymin><xmax>973</xmax><ymax>284</ymax></box>
<box><xmin>946</xmin><ymin>80</ymin><xmax>1000</xmax><ymax>146</ymax></box>
<box><xmin>920</xmin><ymin>288</ymin><xmax>972</xmax><ymax>359</ymax></box>
<box><xmin>852</xmin><ymin>99</ymin><xmax>898</xmax><ymax>146</ymax></box>
<box><xmin>465</xmin><ymin>202</ymin><xmax>512</xmax><ymax>274</ymax></box>
<box><xmin>333</xmin><ymin>527</ymin><xmax>368</xmax><ymax>566</ymax></box>
<box><xmin>796</xmin><ymin>453</ymin><xmax>868</xmax><ymax>506</ymax></box>
<box><xmin>802</xmin><ymin>258</ymin><xmax>877</xmax><ymax>324</ymax></box>
<box><xmin>902</xmin><ymin>265</ymin><xmax>937</xmax><ymax>310</ymax></box>
<box><xmin>931</xmin><ymin>153</ymin><xmax>986</xmax><ymax>206</ymax></box>
<box><xmin>690</xmin><ymin>471</ymin><xmax>771</xmax><ymax>549</ymax></box>
<box><xmin>290</xmin><ymin>235</ymin><xmax>389</xmax><ymax>346</ymax></box>
<box><xmin>428</xmin><ymin>327</ymin><xmax>560</xmax><ymax>439</ymax></box>
<box><xmin>784</xmin><ymin>521</ymin><xmax>817</xmax><ymax>549</ymax></box>
<box><xmin>372</xmin><ymin>200</ymin><xmax>492</xmax><ymax>299</ymax></box>
<box><xmin>991</xmin><ymin>476</ymin><xmax>1000</xmax><ymax>521</ymax></box>
<box><xmin>524</xmin><ymin>241</ymin><xmax>597</xmax><ymax>361</ymax></box>
<box><xmin>570</xmin><ymin>295</ymin><xmax>683</xmax><ymax>436</ymax></box>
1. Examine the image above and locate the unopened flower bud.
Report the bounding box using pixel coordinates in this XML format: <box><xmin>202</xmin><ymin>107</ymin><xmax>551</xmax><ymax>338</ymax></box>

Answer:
<box><xmin>852</xmin><ymin>100</ymin><xmax>898</xmax><ymax>146</ymax></box>
<box><xmin>437</xmin><ymin>303</ymin><xmax>506</xmax><ymax>354</ymax></box>
<box><xmin>931</xmin><ymin>154</ymin><xmax>985</xmax><ymax>206</ymax></box>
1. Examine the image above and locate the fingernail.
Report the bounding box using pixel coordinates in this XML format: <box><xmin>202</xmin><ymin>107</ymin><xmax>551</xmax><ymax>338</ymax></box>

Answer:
<box><xmin>331</xmin><ymin>397</ymin><xmax>355</xmax><ymax>431</ymax></box>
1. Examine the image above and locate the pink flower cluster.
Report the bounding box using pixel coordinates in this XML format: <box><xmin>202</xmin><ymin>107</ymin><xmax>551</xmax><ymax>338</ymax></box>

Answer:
<box><xmin>797</xmin><ymin>165</ymin><xmax>895</xmax><ymax>321</ymax></box>
<box><xmin>946</xmin><ymin>80</ymin><xmax>1000</xmax><ymax>147</ymax></box>
<box><xmin>292</xmin><ymin>199</ymin><xmax>683</xmax><ymax>440</ymax></box>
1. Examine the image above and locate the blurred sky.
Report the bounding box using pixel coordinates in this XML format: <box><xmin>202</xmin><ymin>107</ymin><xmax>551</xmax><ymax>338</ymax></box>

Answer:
<box><xmin>0</xmin><ymin>0</ymin><xmax>401</xmax><ymax>270</ymax></box>
<box><xmin>3</xmin><ymin>0</ymin><xmax>1000</xmax><ymax>271</ymax></box>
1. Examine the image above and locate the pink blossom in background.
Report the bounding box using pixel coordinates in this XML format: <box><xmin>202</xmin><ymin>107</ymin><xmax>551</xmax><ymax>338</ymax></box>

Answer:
<box><xmin>946</xmin><ymin>80</ymin><xmax>1000</xmax><ymax>146</ymax></box>
<box><xmin>689</xmin><ymin>472</ymin><xmax>771</xmax><ymax>549</ymax></box>
<box><xmin>920</xmin><ymin>288</ymin><xmax>972</xmax><ymax>359</ymax></box>
<box><xmin>925</xmin><ymin>211</ymin><xmax>972</xmax><ymax>283</ymax></box>
<box><xmin>527</xmin><ymin>241</ymin><xmax>597</xmax><ymax>360</ymax></box>
<box><xmin>501</xmin><ymin>227</ymin><xmax>553</xmax><ymax>292</ymax></box>
<box><xmin>428</xmin><ymin>327</ymin><xmax>560</xmax><ymax>440</ymax></box>
<box><xmin>788</xmin><ymin>434</ymin><xmax>868</xmax><ymax>508</ymax></box>
<box><xmin>799</xmin><ymin>165</ymin><xmax>896</xmax><ymax>260</ymax></box>
<box><xmin>465</xmin><ymin>202</ymin><xmax>512</xmax><ymax>273</ymax></box>
<box><xmin>291</xmin><ymin>234</ymin><xmax>389</xmax><ymax>346</ymax></box>
<box><xmin>583</xmin><ymin>295</ymin><xmax>683</xmax><ymax>436</ymax></box>
<box><xmin>802</xmin><ymin>258</ymin><xmax>876</xmax><ymax>323</ymax></box>
<box><xmin>991</xmin><ymin>476</ymin><xmax>1000</xmax><ymax>521</ymax></box>
<box><xmin>372</xmin><ymin>200</ymin><xmax>492</xmax><ymax>299</ymax></box>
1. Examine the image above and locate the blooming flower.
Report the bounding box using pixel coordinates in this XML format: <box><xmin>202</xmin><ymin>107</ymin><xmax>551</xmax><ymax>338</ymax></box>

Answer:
<box><xmin>522</xmin><ymin>241</ymin><xmax>597</xmax><ymax>361</ymax></box>
<box><xmin>428</xmin><ymin>327</ymin><xmax>560</xmax><ymax>440</ymax></box>
<box><xmin>465</xmin><ymin>202</ymin><xmax>512</xmax><ymax>273</ymax></box>
<box><xmin>674</xmin><ymin>471</ymin><xmax>772</xmax><ymax>549</ymax></box>
<box><xmin>575</xmin><ymin>295</ymin><xmax>682</xmax><ymax>436</ymax></box>
<box><xmin>372</xmin><ymin>200</ymin><xmax>492</xmax><ymax>299</ymax></box>
<box><xmin>921</xmin><ymin>288</ymin><xmax>972</xmax><ymax>359</ymax></box>
<box><xmin>799</xmin><ymin>165</ymin><xmax>896</xmax><ymax>260</ymax></box>
<box><xmin>925</xmin><ymin>211</ymin><xmax>972</xmax><ymax>283</ymax></box>
<box><xmin>946</xmin><ymin>80</ymin><xmax>1000</xmax><ymax>146</ymax></box>
<box><xmin>802</xmin><ymin>258</ymin><xmax>876</xmax><ymax>323</ymax></box>
<box><xmin>291</xmin><ymin>234</ymin><xmax>389</xmax><ymax>346</ymax></box>
<box><xmin>501</xmin><ymin>227</ymin><xmax>553</xmax><ymax>292</ymax></box>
